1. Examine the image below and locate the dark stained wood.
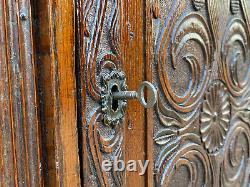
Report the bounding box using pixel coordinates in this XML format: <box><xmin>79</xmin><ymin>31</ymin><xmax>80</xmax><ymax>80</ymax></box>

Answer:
<box><xmin>76</xmin><ymin>0</ymin><xmax>147</xmax><ymax>185</ymax></box>
<box><xmin>0</xmin><ymin>1</ymin><xmax>16</xmax><ymax>186</ymax></box>
<box><xmin>121</xmin><ymin>0</ymin><xmax>147</xmax><ymax>186</ymax></box>
<box><xmin>32</xmin><ymin>0</ymin><xmax>81</xmax><ymax>186</ymax></box>
<box><xmin>76</xmin><ymin>0</ymin><xmax>125</xmax><ymax>186</ymax></box>
<box><xmin>0</xmin><ymin>0</ymin><xmax>42</xmax><ymax>186</ymax></box>
<box><xmin>76</xmin><ymin>0</ymin><xmax>250</xmax><ymax>187</ymax></box>
<box><xmin>32</xmin><ymin>0</ymin><xmax>56</xmax><ymax>185</ymax></box>
<box><xmin>149</xmin><ymin>0</ymin><xmax>250</xmax><ymax>186</ymax></box>
<box><xmin>0</xmin><ymin>0</ymin><xmax>249</xmax><ymax>186</ymax></box>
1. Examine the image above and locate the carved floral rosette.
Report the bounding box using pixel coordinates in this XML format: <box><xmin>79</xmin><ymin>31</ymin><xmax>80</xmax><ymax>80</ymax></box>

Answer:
<box><xmin>153</xmin><ymin>0</ymin><xmax>250</xmax><ymax>186</ymax></box>
<box><xmin>200</xmin><ymin>81</ymin><xmax>230</xmax><ymax>154</ymax></box>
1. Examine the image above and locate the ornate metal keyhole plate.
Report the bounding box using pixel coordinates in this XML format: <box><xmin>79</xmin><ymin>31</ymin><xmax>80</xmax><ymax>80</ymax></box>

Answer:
<box><xmin>101</xmin><ymin>68</ymin><xmax>157</xmax><ymax>126</ymax></box>
<box><xmin>101</xmin><ymin>68</ymin><xmax>127</xmax><ymax>126</ymax></box>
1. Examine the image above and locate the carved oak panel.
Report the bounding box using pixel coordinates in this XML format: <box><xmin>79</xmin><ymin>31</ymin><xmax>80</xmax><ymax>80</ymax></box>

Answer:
<box><xmin>77</xmin><ymin>0</ymin><xmax>124</xmax><ymax>186</ymax></box>
<box><xmin>151</xmin><ymin>0</ymin><xmax>250</xmax><ymax>186</ymax></box>
<box><xmin>77</xmin><ymin>0</ymin><xmax>250</xmax><ymax>186</ymax></box>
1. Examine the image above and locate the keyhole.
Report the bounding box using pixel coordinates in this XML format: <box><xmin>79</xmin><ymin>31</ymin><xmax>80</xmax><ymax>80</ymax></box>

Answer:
<box><xmin>111</xmin><ymin>85</ymin><xmax>119</xmax><ymax>112</ymax></box>
<box><xmin>143</xmin><ymin>86</ymin><xmax>148</xmax><ymax>103</ymax></box>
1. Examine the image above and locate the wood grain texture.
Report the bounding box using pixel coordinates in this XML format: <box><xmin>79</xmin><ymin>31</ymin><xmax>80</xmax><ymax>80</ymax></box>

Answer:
<box><xmin>76</xmin><ymin>0</ymin><xmax>125</xmax><ymax>186</ymax></box>
<box><xmin>32</xmin><ymin>0</ymin><xmax>81</xmax><ymax>186</ymax></box>
<box><xmin>76</xmin><ymin>0</ymin><xmax>146</xmax><ymax>186</ymax></box>
<box><xmin>0</xmin><ymin>0</ymin><xmax>42</xmax><ymax>186</ymax></box>
<box><xmin>0</xmin><ymin>1</ymin><xmax>16</xmax><ymax>186</ymax></box>
<box><xmin>145</xmin><ymin>0</ymin><xmax>155</xmax><ymax>186</ymax></box>
<box><xmin>150</xmin><ymin>0</ymin><xmax>250</xmax><ymax>186</ymax></box>
<box><xmin>76</xmin><ymin>0</ymin><xmax>250</xmax><ymax>186</ymax></box>
<box><xmin>121</xmin><ymin>0</ymin><xmax>147</xmax><ymax>185</ymax></box>
<box><xmin>1</xmin><ymin>0</ymin><xmax>248</xmax><ymax>186</ymax></box>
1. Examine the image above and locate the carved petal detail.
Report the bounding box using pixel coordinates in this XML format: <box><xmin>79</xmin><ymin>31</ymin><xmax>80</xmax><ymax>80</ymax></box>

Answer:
<box><xmin>200</xmin><ymin>81</ymin><xmax>231</xmax><ymax>153</ymax></box>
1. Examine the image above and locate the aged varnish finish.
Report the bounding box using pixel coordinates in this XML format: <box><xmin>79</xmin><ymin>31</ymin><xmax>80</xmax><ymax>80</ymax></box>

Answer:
<box><xmin>32</xmin><ymin>0</ymin><xmax>81</xmax><ymax>186</ymax></box>
<box><xmin>0</xmin><ymin>0</ymin><xmax>42</xmax><ymax>186</ymax></box>
<box><xmin>150</xmin><ymin>0</ymin><xmax>250</xmax><ymax>186</ymax></box>
<box><xmin>76</xmin><ymin>0</ymin><xmax>250</xmax><ymax>186</ymax></box>
<box><xmin>0</xmin><ymin>0</ymin><xmax>249</xmax><ymax>186</ymax></box>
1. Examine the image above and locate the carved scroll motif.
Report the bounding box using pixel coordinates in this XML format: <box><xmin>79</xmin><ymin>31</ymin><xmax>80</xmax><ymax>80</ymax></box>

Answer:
<box><xmin>156</xmin><ymin>142</ymin><xmax>213</xmax><ymax>186</ymax></box>
<box><xmin>157</xmin><ymin>6</ymin><xmax>214</xmax><ymax>113</ymax></box>
<box><xmin>81</xmin><ymin>0</ymin><xmax>123</xmax><ymax>186</ymax></box>
<box><xmin>153</xmin><ymin>0</ymin><xmax>250</xmax><ymax>186</ymax></box>
<box><xmin>220</xmin><ymin>120</ymin><xmax>250</xmax><ymax>187</ymax></box>
<box><xmin>221</xmin><ymin>18</ymin><xmax>250</xmax><ymax>96</ymax></box>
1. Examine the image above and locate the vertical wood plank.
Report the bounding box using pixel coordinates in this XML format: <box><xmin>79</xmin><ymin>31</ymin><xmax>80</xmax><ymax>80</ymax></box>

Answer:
<box><xmin>5</xmin><ymin>0</ymin><xmax>29</xmax><ymax>185</ymax></box>
<box><xmin>0</xmin><ymin>1</ymin><xmax>16</xmax><ymax>186</ymax></box>
<box><xmin>76</xmin><ymin>0</ymin><xmax>147</xmax><ymax>186</ymax></box>
<box><xmin>52</xmin><ymin>0</ymin><xmax>81</xmax><ymax>185</ymax></box>
<box><xmin>31</xmin><ymin>0</ymin><xmax>57</xmax><ymax>185</ymax></box>
<box><xmin>144</xmin><ymin>0</ymin><xmax>154</xmax><ymax>186</ymax></box>
<box><xmin>17</xmin><ymin>0</ymin><xmax>42</xmax><ymax>185</ymax></box>
<box><xmin>121</xmin><ymin>0</ymin><xmax>146</xmax><ymax>186</ymax></box>
<box><xmin>32</xmin><ymin>0</ymin><xmax>81</xmax><ymax>186</ymax></box>
<box><xmin>0</xmin><ymin>0</ymin><xmax>43</xmax><ymax>186</ymax></box>
<box><xmin>77</xmin><ymin>0</ymin><xmax>126</xmax><ymax>186</ymax></box>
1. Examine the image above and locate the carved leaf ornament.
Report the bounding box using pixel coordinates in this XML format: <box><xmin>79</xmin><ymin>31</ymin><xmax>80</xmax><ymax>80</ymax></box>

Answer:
<box><xmin>153</xmin><ymin>0</ymin><xmax>250</xmax><ymax>186</ymax></box>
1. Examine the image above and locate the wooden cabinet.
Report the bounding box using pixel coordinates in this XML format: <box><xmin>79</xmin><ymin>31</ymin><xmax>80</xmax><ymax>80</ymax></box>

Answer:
<box><xmin>75</xmin><ymin>0</ymin><xmax>250</xmax><ymax>186</ymax></box>
<box><xmin>0</xmin><ymin>0</ymin><xmax>249</xmax><ymax>186</ymax></box>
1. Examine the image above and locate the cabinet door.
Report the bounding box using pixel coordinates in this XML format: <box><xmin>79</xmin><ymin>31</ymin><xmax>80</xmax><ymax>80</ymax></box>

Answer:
<box><xmin>148</xmin><ymin>0</ymin><xmax>250</xmax><ymax>186</ymax></box>
<box><xmin>49</xmin><ymin>0</ymin><xmax>250</xmax><ymax>186</ymax></box>
<box><xmin>76</xmin><ymin>0</ymin><xmax>148</xmax><ymax>186</ymax></box>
